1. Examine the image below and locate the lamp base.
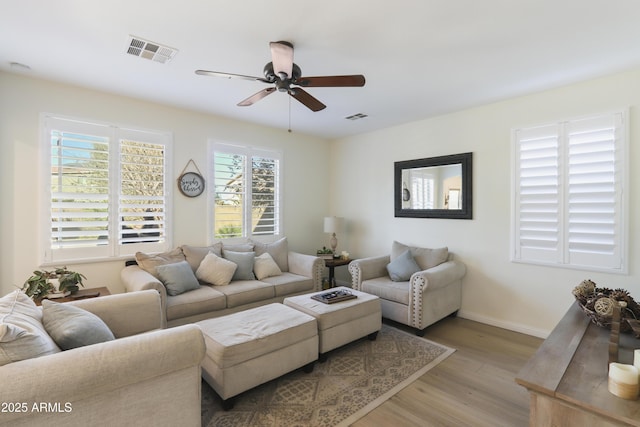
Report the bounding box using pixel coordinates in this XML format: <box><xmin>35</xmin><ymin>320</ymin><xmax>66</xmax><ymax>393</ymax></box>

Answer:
<box><xmin>330</xmin><ymin>233</ymin><xmax>338</xmax><ymax>253</ymax></box>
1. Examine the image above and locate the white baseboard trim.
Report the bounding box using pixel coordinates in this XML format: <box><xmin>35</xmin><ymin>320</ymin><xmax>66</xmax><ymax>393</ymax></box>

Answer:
<box><xmin>458</xmin><ymin>310</ymin><xmax>550</xmax><ymax>339</ymax></box>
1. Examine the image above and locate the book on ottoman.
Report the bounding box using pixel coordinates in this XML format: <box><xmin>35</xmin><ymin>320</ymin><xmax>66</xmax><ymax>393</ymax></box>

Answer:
<box><xmin>311</xmin><ymin>289</ymin><xmax>357</xmax><ymax>304</ymax></box>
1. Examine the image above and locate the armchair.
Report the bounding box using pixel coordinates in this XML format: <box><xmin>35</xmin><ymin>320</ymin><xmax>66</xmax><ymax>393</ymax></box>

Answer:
<box><xmin>349</xmin><ymin>242</ymin><xmax>466</xmax><ymax>336</ymax></box>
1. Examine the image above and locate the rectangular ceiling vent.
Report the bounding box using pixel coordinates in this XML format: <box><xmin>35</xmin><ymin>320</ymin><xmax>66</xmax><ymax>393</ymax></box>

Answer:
<box><xmin>345</xmin><ymin>113</ymin><xmax>368</xmax><ymax>121</ymax></box>
<box><xmin>126</xmin><ymin>36</ymin><xmax>177</xmax><ymax>64</ymax></box>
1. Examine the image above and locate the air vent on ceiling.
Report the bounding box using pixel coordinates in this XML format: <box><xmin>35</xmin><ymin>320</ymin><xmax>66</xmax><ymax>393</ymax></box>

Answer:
<box><xmin>345</xmin><ymin>113</ymin><xmax>368</xmax><ymax>121</ymax></box>
<box><xmin>126</xmin><ymin>36</ymin><xmax>177</xmax><ymax>64</ymax></box>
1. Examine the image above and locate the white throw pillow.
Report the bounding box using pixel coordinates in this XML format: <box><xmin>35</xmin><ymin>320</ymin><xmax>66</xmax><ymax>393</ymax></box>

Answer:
<box><xmin>254</xmin><ymin>252</ymin><xmax>283</xmax><ymax>280</ymax></box>
<box><xmin>196</xmin><ymin>252</ymin><xmax>237</xmax><ymax>286</ymax></box>
<box><xmin>0</xmin><ymin>291</ymin><xmax>60</xmax><ymax>366</ymax></box>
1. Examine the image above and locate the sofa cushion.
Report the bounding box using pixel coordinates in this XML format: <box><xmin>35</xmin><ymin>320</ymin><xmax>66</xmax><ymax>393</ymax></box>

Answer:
<box><xmin>181</xmin><ymin>243</ymin><xmax>223</xmax><ymax>272</ymax></box>
<box><xmin>41</xmin><ymin>299</ymin><xmax>115</xmax><ymax>350</ymax></box>
<box><xmin>214</xmin><ymin>280</ymin><xmax>275</xmax><ymax>308</ymax></box>
<box><xmin>261</xmin><ymin>272</ymin><xmax>315</xmax><ymax>297</ymax></box>
<box><xmin>166</xmin><ymin>286</ymin><xmax>227</xmax><ymax>322</ymax></box>
<box><xmin>221</xmin><ymin>242</ymin><xmax>254</xmax><ymax>252</ymax></box>
<box><xmin>252</xmin><ymin>237</ymin><xmax>289</xmax><ymax>272</ymax></box>
<box><xmin>387</xmin><ymin>249</ymin><xmax>421</xmax><ymax>281</ymax></box>
<box><xmin>135</xmin><ymin>248</ymin><xmax>186</xmax><ymax>278</ymax></box>
<box><xmin>156</xmin><ymin>260</ymin><xmax>201</xmax><ymax>296</ymax></box>
<box><xmin>196</xmin><ymin>252</ymin><xmax>237</xmax><ymax>286</ymax></box>
<box><xmin>223</xmin><ymin>251</ymin><xmax>256</xmax><ymax>281</ymax></box>
<box><xmin>361</xmin><ymin>278</ymin><xmax>410</xmax><ymax>305</ymax></box>
<box><xmin>391</xmin><ymin>241</ymin><xmax>448</xmax><ymax>271</ymax></box>
<box><xmin>0</xmin><ymin>291</ymin><xmax>60</xmax><ymax>366</ymax></box>
<box><xmin>253</xmin><ymin>252</ymin><xmax>282</xmax><ymax>280</ymax></box>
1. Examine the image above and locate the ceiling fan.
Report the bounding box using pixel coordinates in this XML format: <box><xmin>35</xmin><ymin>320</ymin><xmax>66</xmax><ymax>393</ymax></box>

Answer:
<box><xmin>195</xmin><ymin>41</ymin><xmax>366</xmax><ymax>112</ymax></box>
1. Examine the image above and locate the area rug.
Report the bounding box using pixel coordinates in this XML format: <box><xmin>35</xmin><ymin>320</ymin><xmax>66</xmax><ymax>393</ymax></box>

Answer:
<box><xmin>201</xmin><ymin>324</ymin><xmax>455</xmax><ymax>427</ymax></box>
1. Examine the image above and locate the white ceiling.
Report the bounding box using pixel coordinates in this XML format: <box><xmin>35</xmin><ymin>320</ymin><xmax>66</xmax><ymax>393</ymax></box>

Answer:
<box><xmin>2</xmin><ymin>0</ymin><xmax>640</xmax><ymax>139</ymax></box>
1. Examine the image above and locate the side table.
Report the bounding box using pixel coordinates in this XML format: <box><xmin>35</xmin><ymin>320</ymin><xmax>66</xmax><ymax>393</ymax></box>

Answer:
<box><xmin>324</xmin><ymin>258</ymin><xmax>351</xmax><ymax>288</ymax></box>
<box><xmin>35</xmin><ymin>287</ymin><xmax>111</xmax><ymax>306</ymax></box>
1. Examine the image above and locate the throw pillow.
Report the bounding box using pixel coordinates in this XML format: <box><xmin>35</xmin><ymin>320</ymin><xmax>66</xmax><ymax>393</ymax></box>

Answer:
<box><xmin>181</xmin><ymin>243</ymin><xmax>223</xmax><ymax>272</ymax></box>
<box><xmin>390</xmin><ymin>241</ymin><xmax>449</xmax><ymax>270</ymax></box>
<box><xmin>42</xmin><ymin>300</ymin><xmax>115</xmax><ymax>350</ymax></box>
<box><xmin>0</xmin><ymin>291</ymin><xmax>60</xmax><ymax>366</ymax></box>
<box><xmin>253</xmin><ymin>252</ymin><xmax>283</xmax><ymax>280</ymax></box>
<box><xmin>223</xmin><ymin>250</ymin><xmax>256</xmax><ymax>281</ymax></box>
<box><xmin>135</xmin><ymin>248</ymin><xmax>186</xmax><ymax>278</ymax></box>
<box><xmin>155</xmin><ymin>260</ymin><xmax>201</xmax><ymax>296</ymax></box>
<box><xmin>196</xmin><ymin>252</ymin><xmax>237</xmax><ymax>286</ymax></box>
<box><xmin>221</xmin><ymin>242</ymin><xmax>254</xmax><ymax>254</ymax></box>
<box><xmin>251</xmin><ymin>237</ymin><xmax>289</xmax><ymax>272</ymax></box>
<box><xmin>387</xmin><ymin>249</ymin><xmax>421</xmax><ymax>282</ymax></box>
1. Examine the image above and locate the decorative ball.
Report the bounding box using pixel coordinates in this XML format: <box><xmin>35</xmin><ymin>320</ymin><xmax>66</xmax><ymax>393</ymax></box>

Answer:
<box><xmin>594</xmin><ymin>297</ymin><xmax>615</xmax><ymax>317</ymax></box>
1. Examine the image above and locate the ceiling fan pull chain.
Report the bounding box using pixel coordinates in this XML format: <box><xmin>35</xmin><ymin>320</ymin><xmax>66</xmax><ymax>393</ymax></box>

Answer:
<box><xmin>288</xmin><ymin>96</ymin><xmax>292</xmax><ymax>133</ymax></box>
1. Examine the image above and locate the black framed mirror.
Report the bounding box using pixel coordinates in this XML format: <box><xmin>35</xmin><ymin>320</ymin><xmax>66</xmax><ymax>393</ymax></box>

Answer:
<box><xmin>394</xmin><ymin>152</ymin><xmax>472</xmax><ymax>219</ymax></box>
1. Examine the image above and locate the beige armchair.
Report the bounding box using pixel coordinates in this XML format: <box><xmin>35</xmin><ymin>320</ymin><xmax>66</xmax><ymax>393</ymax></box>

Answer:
<box><xmin>349</xmin><ymin>242</ymin><xmax>466</xmax><ymax>336</ymax></box>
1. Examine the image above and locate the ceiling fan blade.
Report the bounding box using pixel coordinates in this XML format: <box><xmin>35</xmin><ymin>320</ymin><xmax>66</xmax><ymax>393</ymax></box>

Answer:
<box><xmin>295</xmin><ymin>75</ymin><xmax>366</xmax><ymax>87</ymax></box>
<box><xmin>270</xmin><ymin>41</ymin><xmax>294</xmax><ymax>79</ymax></box>
<box><xmin>237</xmin><ymin>87</ymin><xmax>276</xmax><ymax>106</ymax></box>
<box><xmin>195</xmin><ymin>69</ymin><xmax>269</xmax><ymax>83</ymax></box>
<box><xmin>289</xmin><ymin>88</ymin><xmax>326</xmax><ymax>112</ymax></box>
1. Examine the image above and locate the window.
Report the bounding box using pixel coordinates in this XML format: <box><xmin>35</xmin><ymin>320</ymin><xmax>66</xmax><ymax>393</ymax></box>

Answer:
<box><xmin>209</xmin><ymin>142</ymin><xmax>281</xmax><ymax>240</ymax></box>
<box><xmin>42</xmin><ymin>115</ymin><xmax>172</xmax><ymax>263</ymax></box>
<box><xmin>512</xmin><ymin>111</ymin><xmax>627</xmax><ymax>273</ymax></box>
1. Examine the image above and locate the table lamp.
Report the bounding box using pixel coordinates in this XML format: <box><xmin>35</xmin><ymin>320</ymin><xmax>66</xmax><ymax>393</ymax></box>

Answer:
<box><xmin>323</xmin><ymin>216</ymin><xmax>343</xmax><ymax>253</ymax></box>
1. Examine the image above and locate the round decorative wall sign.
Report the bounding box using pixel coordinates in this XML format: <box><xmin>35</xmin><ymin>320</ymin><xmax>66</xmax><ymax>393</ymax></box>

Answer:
<box><xmin>178</xmin><ymin>171</ymin><xmax>205</xmax><ymax>197</ymax></box>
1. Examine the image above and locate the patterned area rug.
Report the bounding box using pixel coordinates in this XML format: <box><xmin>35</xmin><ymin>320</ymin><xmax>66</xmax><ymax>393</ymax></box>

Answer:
<box><xmin>201</xmin><ymin>324</ymin><xmax>455</xmax><ymax>427</ymax></box>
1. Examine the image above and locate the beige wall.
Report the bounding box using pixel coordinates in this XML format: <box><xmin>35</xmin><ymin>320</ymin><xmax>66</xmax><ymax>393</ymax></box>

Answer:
<box><xmin>330</xmin><ymin>68</ymin><xmax>640</xmax><ymax>337</ymax></box>
<box><xmin>2</xmin><ymin>68</ymin><xmax>639</xmax><ymax>338</ymax></box>
<box><xmin>0</xmin><ymin>72</ymin><xmax>330</xmax><ymax>295</ymax></box>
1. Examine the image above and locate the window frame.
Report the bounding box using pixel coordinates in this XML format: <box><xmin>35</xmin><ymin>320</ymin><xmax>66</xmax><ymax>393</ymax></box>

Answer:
<box><xmin>207</xmin><ymin>141</ymin><xmax>283</xmax><ymax>243</ymax></box>
<box><xmin>40</xmin><ymin>114</ymin><xmax>173</xmax><ymax>264</ymax></box>
<box><xmin>510</xmin><ymin>110</ymin><xmax>628</xmax><ymax>274</ymax></box>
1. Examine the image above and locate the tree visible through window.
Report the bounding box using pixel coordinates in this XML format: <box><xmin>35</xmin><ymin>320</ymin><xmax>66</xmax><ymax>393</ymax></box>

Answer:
<box><xmin>43</xmin><ymin>115</ymin><xmax>171</xmax><ymax>263</ymax></box>
<box><xmin>211</xmin><ymin>144</ymin><xmax>281</xmax><ymax>240</ymax></box>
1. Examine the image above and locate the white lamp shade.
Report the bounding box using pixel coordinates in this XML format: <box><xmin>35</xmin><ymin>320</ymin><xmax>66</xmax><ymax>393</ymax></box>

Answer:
<box><xmin>323</xmin><ymin>216</ymin><xmax>343</xmax><ymax>233</ymax></box>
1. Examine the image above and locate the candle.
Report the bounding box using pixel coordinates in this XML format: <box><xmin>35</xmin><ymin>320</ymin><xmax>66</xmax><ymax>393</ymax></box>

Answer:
<box><xmin>608</xmin><ymin>363</ymin><xmax>639</xmax><ymax>400</ymax></box>
<box><xmin>634</xmin><ymin>349</ymin><xmax>640</xmax><ymax>371</ymax></box>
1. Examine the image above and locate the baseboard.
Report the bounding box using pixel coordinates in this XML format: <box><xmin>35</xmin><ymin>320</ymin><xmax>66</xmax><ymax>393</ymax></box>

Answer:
<box><xmin>457</xmin><ymin>310</ymin><xmax>550</xmax><ymax>339</ymax></box>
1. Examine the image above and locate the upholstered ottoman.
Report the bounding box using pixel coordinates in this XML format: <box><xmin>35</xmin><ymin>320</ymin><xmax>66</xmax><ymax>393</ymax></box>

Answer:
<box><xmin>283</xmin><ymin>287</ymin><xmax>381</xmax><ymax>360</ymax></box>
<box><xmin>197</xmin><ymin>303</ymin><xmax>318</xmax><ymax>409</ymax></box>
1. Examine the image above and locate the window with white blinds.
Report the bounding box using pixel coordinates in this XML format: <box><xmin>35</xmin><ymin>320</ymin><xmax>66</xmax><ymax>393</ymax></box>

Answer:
<box><xmin>210</xmin><ymin>143</ymin><xmax>281</xmax><ymax>240</ymax></box>
<box><xmin>512</xmin><ymin>111</ymin><xmax>627</xmax><ymax>273</ymax></box>
<box><xmin>43</xmin><ymin>115</ymin><xmax>172</xmax><ymax>263</ymax></box>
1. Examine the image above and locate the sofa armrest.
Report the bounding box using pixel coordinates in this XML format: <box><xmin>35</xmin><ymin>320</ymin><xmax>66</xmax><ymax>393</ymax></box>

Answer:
<box><xmin>288</xmin><ymin>251</ymin><xmax>324</xmax><ymax>291</ymax></box>
<box><xmin>121</xmin><ymin>264</ymin><xmax>168</xmax><ymax>328</ymax></box>
<box><xmin>410</xmin><ymin>260</ymin><xmax>467</xmax><ymax>292</ymax></box>
<box><xmin>0</xmin><ymin>324</ymin><xmax>205</xmax><ymax>425</ymax></box>
<box><xmin>67</xmin><ymin>290</ymin><xmax>163</xmax><ymax>338</ymax></box>
<box><xmin>348</xmin><ymin>255</ymin><xmax>391</xmax><ymax>290</ymax></box>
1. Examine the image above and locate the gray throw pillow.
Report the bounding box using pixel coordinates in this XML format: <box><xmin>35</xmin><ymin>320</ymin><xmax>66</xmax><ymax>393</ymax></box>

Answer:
<box><xmin>386</xmin><ymin>249</ymin><xmax>421</xmax><ymax>281</ymax></box>
<box><xmin>42</xmin><ymin>300</ymin><xmax>115</xmax><ymax>350</ymax></box>
<box><xmin>223</xmin><ymin>250</ymin><xmax>256</xmax><ymax>281</ymax></box>
<box><xmin>155</xmin><ymin>260</ymin><xmax>200</xmax><ymax>296</ymax></box>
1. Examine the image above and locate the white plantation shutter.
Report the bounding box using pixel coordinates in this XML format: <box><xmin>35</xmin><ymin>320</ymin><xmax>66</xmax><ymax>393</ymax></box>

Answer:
<box><xmin>43</xmin><ymin>116</ymin><xmax>171</xmax><ymax>263</ymax></box>
<box><xmin>512</xmin><ymin>112</ymin><xmax>626</xmax><ymax>272</ymax></box>
<box><xmin>211</xmin><ymin>143</ymin><xmax>281</xmax><ymax>240</ymax></box>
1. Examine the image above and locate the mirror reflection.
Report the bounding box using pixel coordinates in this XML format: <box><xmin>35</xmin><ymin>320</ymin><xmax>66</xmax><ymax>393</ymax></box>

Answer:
<box><xmin>394</xmin><ymin>152</ymin><xmax>472</xmax><ymax>219</ymax></box>
<box><xmin>401</xmin><ymin>164</ymin><xmax>463</xmax><ymax>210</ymax></box>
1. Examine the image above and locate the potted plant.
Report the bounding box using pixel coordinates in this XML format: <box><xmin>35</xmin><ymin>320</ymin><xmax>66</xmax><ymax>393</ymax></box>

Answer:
<box><xmin>22</xmin><ymin>267</ymin><xmax>86</xmax><ymax>300</ymax></box>
<box><xmin>316</xmin><ymin>247</ymin><xmax>335</xmax><ymax>260</ymax></box>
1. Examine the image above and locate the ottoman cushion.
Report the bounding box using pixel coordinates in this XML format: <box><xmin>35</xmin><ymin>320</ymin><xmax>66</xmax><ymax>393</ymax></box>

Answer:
<box><xmin>198</xmin><ymin>303</ymin><xmax>317</xmax><ymax>368</ymax></box>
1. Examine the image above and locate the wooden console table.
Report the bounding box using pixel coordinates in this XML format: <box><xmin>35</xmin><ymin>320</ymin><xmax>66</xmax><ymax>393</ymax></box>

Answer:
<box><xmin>35</xmin><ymin>287</ymin><xmax>111</xmax><ymax>306</ymax></box>
<box><xmin>516</xmin><ymin>302</ymin><xmax>640</xmax><ymax>426</ymax></box>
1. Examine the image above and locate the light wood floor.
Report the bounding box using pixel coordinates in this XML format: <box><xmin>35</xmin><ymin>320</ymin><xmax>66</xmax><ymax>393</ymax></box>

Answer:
<box><xmin>352</xmin><ymin>316</ymin><xmax>543</xmax><ymax>427</ymax></box>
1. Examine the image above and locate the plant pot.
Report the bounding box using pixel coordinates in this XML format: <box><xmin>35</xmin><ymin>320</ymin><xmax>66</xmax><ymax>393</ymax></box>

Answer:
<box><xmin>47</xmin><ymin>278</ymin><xmax>70</xmax><ymax>299</ymax></box>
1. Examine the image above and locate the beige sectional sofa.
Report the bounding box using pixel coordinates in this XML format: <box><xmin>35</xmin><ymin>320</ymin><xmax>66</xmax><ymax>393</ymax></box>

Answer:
<box><xmin>0</xmin><ymin>290</ymin><xmax>205</xmax><ymax>427</ymax></box>
<box><xmin>121</xmin><ymin>238</ymin><xmax>325</xmax><ymax>327</ymax></box>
